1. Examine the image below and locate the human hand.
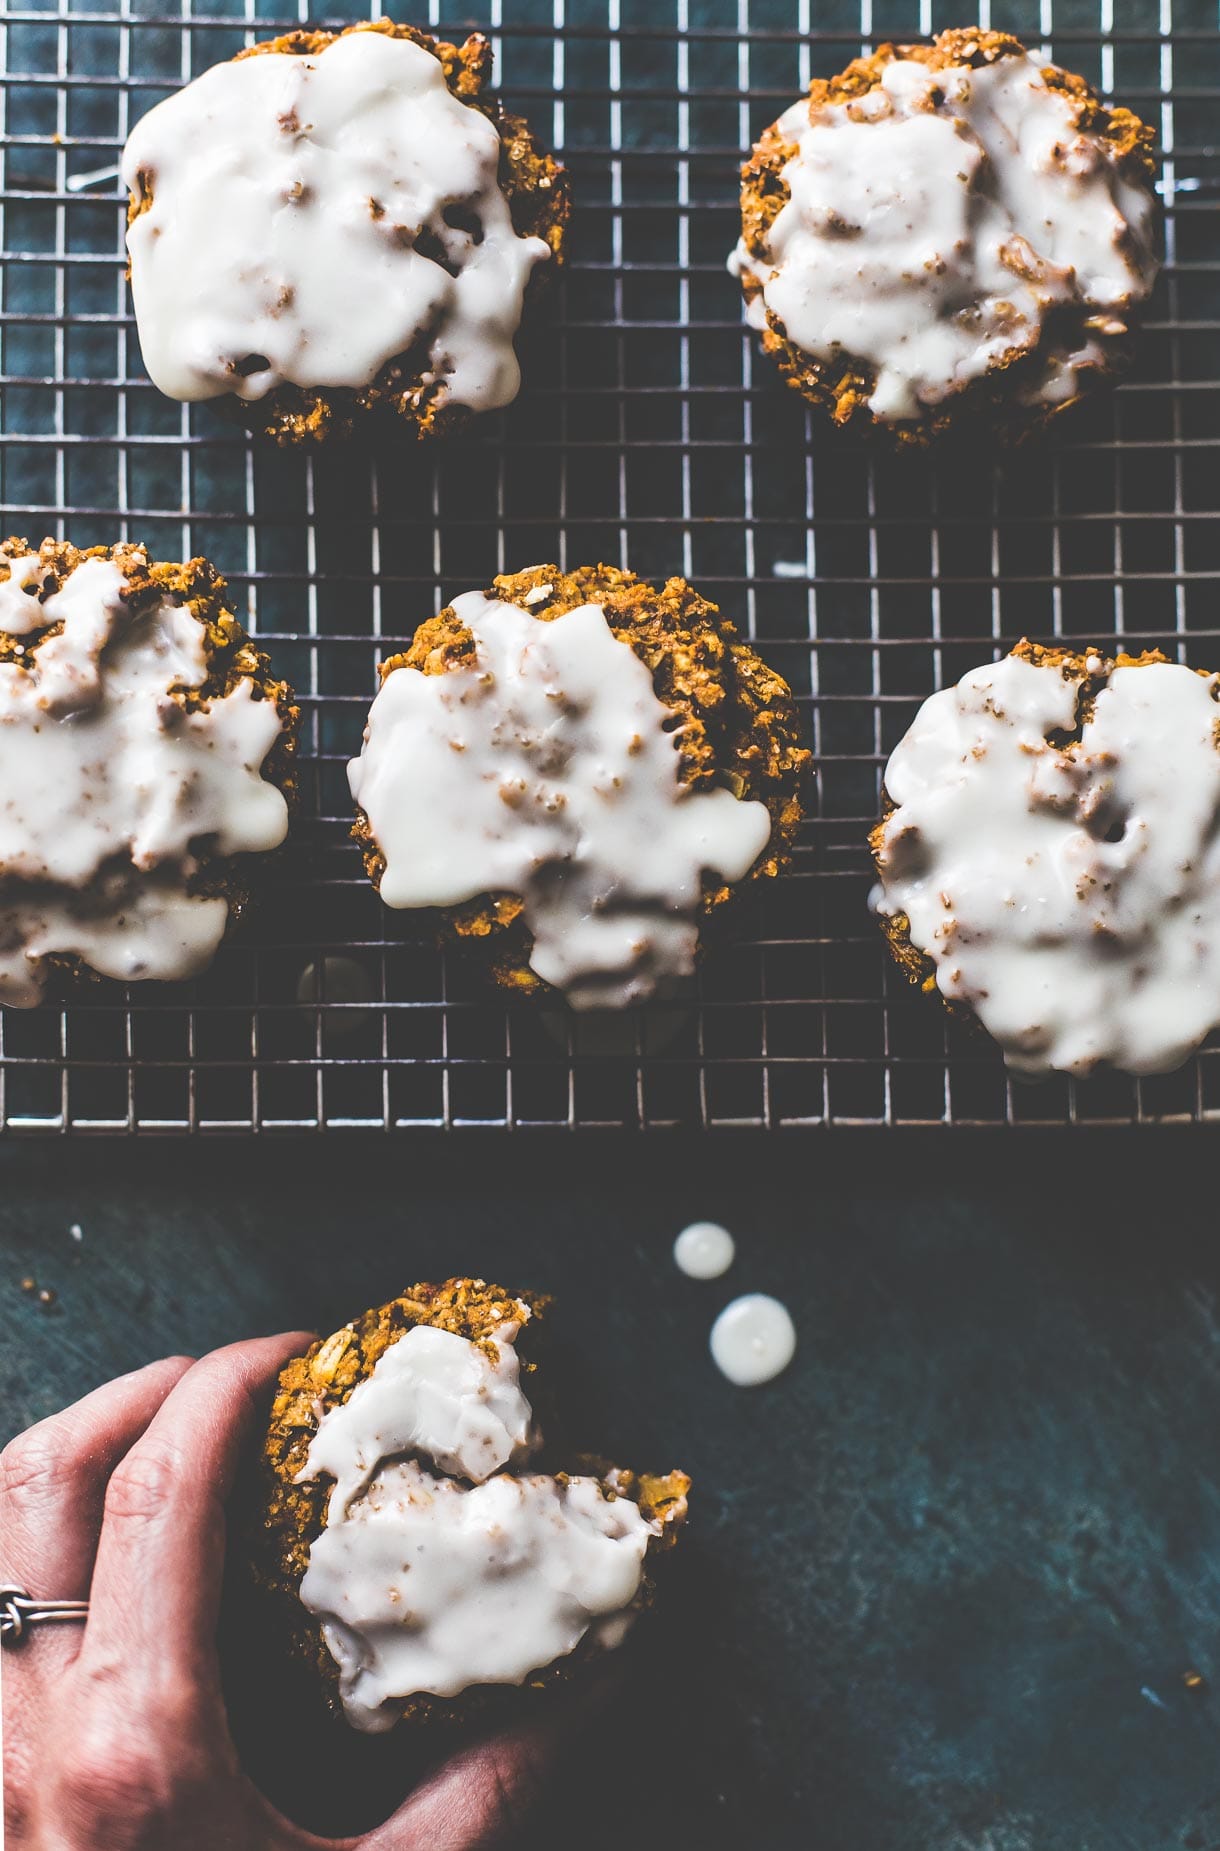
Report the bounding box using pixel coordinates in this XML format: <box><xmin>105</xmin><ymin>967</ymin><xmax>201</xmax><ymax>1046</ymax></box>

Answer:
<box><xmin>1</xmin><ymin>1336</ymin><xmax>562</xmax><ymax>1849</ymax></box>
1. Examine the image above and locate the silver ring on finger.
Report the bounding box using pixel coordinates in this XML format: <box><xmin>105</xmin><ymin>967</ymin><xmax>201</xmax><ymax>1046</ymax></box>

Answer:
<box><xmin>0</xmin><ymin>1584</ymin><xmax>90</xmax><ymax>1645</ymax></box>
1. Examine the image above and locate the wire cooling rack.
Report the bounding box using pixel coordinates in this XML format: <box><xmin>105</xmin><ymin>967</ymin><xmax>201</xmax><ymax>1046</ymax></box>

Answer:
<box><xmin>0</xmin><ymin>0</ymin><xmax>1217</xmax><ymax>1131</ymax></box>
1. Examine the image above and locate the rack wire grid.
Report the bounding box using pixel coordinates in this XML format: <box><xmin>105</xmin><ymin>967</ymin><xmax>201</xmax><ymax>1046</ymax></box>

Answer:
<box><xmin>0</xmin><ymin>0</ymin><xmax>1217</xmax><ymax>1132</ymax></box>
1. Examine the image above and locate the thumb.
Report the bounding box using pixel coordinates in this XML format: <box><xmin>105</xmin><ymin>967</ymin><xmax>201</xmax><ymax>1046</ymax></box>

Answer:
<box><xmin>359</xmin><ymin>1661</ymin><xmax>628</xmax><ymax>1851</ymax></box>
<box><xmin>359</xmin><ymin>1720</ymin><xmax>560</xmax><ymax>1851</ymax></box>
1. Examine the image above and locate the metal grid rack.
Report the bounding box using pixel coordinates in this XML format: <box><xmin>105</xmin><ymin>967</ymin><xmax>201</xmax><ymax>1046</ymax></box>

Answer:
<box><xmin>0</xmin><ymin>0</ymin><xmax>1217</xmax><ymax>1131</ymax></box>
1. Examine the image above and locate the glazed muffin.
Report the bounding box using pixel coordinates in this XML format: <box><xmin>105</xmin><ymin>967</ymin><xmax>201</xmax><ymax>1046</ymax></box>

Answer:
<box><xmin>247</xmin><ymin>1279</ymin><xmax>689</xmax><ymax>1733</ymax></box>
<box><xmin>348</xmin><ymin>565</ymin><xmax>810</xmax><ymax>1008</ymax></box>
<box><xmin>870</xmin><ymin>640</ymin><xmax>1220</xmax><ymax>1077</ymax></box>
<box><xmin>0</xmin><ymin>538</ymin><xmax>297</xmax><ymax>1006</ymax></box>
<box><xmin>121</xmin><ymin>19</ymin><xmax>568</xmax><ymax>446</ymax></box>
<box><xmin>732</xmin><ymin>28</ymin><xmax>1160</xmax><ymax>443</ymax></box>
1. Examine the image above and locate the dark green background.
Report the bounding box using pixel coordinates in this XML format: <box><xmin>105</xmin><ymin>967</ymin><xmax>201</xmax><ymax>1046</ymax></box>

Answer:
<box><xmin>3</xmin><ymin>1131</ymin><xmax>1220</xmax><ymax>1849</ymax></box>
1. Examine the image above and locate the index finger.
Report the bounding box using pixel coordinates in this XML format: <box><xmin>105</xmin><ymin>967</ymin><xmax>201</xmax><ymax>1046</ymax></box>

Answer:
<box><xmin>75</xmin><ymin>1331</ymin><xmax>312</xmax><ymax>1707</ymax></box>
<box><xmin>0</xmin><ymin>1356</ymin><xmax>194</xmax><ymax>1600</ymax></box>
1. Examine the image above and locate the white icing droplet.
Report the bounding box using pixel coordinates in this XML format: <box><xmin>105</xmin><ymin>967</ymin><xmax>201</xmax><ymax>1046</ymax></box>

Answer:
<box><xmin>872</xmin><ymin>652</ymin><xmax>1220</xmax><ymax>1076</ymax></box>
<box><xmin>349</xmin><ymin>590</ymin><xmax>773</xmax><ymax>1009</ymax></box>
<box><xmin>673</xmin><ymin>1221</ymin><xmax>735</xmax><ymax>1279</ymax></box>
<box><xmin>65</xmin><ymin>161</ymin><xmax>122</xmax><ymax>194</ymax></box>
<box><xmin>709</xmin><ymin>1294</ymin><xmax>796</xmax><ymax>1386</ymax></box>
<box><xmin>120</xmin><ymin>31</ymin><xmax>551</xmax><ymax>413</ymax></box>
<box><xmin>730</xmin><ymin>52</ymin><xmax>1159</xmax><ymax>421</ymax></box>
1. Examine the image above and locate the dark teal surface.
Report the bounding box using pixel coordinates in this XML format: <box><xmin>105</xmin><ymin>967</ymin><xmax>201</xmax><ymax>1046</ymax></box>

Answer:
<box><xmin>4</xmin><ymin>1131</ymin><xmax>1220</xmax><ymax>1850</ymax></box>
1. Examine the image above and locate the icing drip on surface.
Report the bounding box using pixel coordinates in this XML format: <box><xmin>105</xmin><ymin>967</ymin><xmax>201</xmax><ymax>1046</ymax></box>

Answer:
<box><xmin>297</xmin><ymin>1320</ymin><xmax>661</xmax><ymax>1727</ymax></box>
<box><xmin>0</xmin><ymin>554</ymin><xmax>289</xmax><ymax>1005</ymax></box>
<box><xmin>730</xmin><ymin>53</ymin><xmax>1159</xmax><ymax>420</ymax></box>
<box><xmin>348</xmin><ymin>592</ymin><xmax>773</xmax><ymax>1009</ymax></box>
<box><xmin>872</xmin><ymin>652</ymin><xmax>1220</xmax><ymax>1076</ymax></box>
<box><xmin>709</xmin><ymin>1294</ymin><xmax>796</xmax><ymax>1386</ymax></box>
<box><xmin>673</xmin><ymin>1221</ymin><xmax>735</xmax><ymax>1279</ymax></box>
<box><xmin>121</xmin><ymin>31</ymin><xmax>551</xmax><ymax>410</ymax></box>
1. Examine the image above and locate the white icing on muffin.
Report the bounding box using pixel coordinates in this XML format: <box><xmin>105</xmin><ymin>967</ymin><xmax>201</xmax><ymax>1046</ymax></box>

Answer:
<box><xmin>121</xmin><ymin>30</ymin><xmax>551</xmax><ymax>413</ymax></box>
<box><xmin>0</xmin><ymin>552</ymin><xmax>289</xmax><ymax>1005</ymax></box>
<box><xmin>299</xmin><ymin>1323</ymin><xmax>536</xmax><ymax>1515</ymax></box>
<box><xmin>297</xmin><ymin>1319</ymin><xmax>662</xmax><ymax>1727</ymax></box>
<box><xmin>348</xmin><ymin>590</ymin><xmax>773</xmax><ymax>1009</ymax></box>
<box><xmin>731</xmin><ymin>50</ymin><xmax>1159</xmax><ymax>422</ymax></box>
<box><xmin>872</xmin><ymin>650</ymin><xmax>1220</xmax><ymax>1076</ymax></box>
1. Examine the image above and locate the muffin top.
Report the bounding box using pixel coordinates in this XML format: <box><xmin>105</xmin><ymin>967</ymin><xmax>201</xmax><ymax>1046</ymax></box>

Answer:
<box><xmin>733</xmin><ymin>29</ymin><xmax>1159</xmax><ymax>429</ymax></box>
<box><xmin>296</xmin><ymin>1316</ymin><xmax>657</xmax><ymax>1728</ymax></box>
<box><xmin>121</xmin><ymin>21</ymin><xmax>553</xmax><ymax>415</ymax></box>
<box><xmin>254</xmin><ymin>1279</ymin><xmax>689</xmax><ymax>1732</ymax></box>
<box><xmin>871</xmin><ymin>643</ymin><xmax>1220</xmax><ymax>1077</ymax></box>
<box><xmin>0</xmin><ymin>539</ymin><xmax>293</xmax><ymax>1005</ymax></box>
<box><xmin>349</xmin><ymin>568</ymin><xmax>786</xmax><ymax>1009</ymax></box>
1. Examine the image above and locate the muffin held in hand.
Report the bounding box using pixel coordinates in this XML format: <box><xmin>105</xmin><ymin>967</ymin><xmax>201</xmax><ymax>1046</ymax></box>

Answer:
<box><xmin>248</xmin><ymin>1279</ymin><xmax>689</xmax><ymax>1733</ymax></box>
<box><xmin>871</xmin><ymin>641</ymin><xmax>1220</xmax><ymax>1077</ymax></box>
<box><xmin>731</xmin><ymin>28</ymin><xmax>1160</xmax><ymax>443</ymax></box>
<box><xmin>121</xmin><ymin>18</ymin><xmax>568</xmax><ymax>445</ymax></box>
<box><xmin>0</xmin><ymin>538</ymin><xmax>296</xmax><ymax>1007</ymax></box>
<box><xmin>348</xmin><ymin>565</ymin><xmax>810</xmax><ymax>1008</ymax></box>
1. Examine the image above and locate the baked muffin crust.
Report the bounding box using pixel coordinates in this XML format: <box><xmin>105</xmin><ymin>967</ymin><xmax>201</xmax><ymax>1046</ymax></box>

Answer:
<box><xmin>0</xmin><ymin>536</ymin><xmax>297</xmax><ymax>1003</ymax></box>
<box><xmin>123</xmin><ymin>18</ymin><xmax>569</xmax><ymax>446</ymax></box>
<box><xmin>871</xmin><ymin>640</ymin><xmax>1220</xmax><ymax>1075</ymax></box>
<box><xmin>248</xmin><ymin>1279</ymin><xmax>689</xmax><ymax>1732</ymax></box>
<box><xmin>734</xmin><ymin>28</ymin><xmax>1159</xmax><ymax>443</ymax></box>
<box><xmin>350</xmin><ymin>565</ymin><xmax>810</xmax><ymax>1002</ymax></box>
